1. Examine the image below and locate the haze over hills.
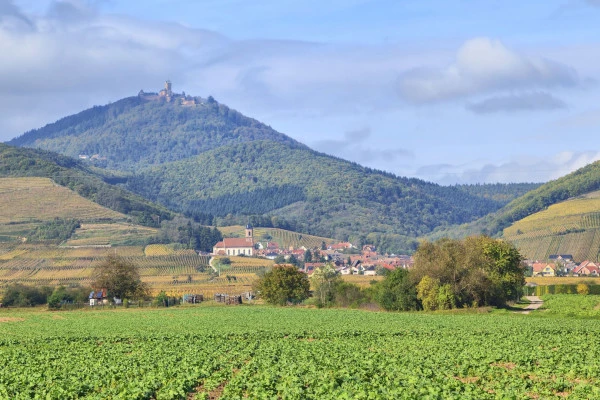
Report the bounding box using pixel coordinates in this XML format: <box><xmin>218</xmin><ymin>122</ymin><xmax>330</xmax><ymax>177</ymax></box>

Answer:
<box><xmin>7</xmin><ymin>84</ymin><xmax>540</xmax><ymax>253</ymax></box>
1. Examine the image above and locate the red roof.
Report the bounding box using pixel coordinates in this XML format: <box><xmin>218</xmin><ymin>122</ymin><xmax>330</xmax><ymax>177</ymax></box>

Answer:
<box><xmin>214</xmin><ymin>238</ymin><xmax>254</xmax><ymax>248</ymax></box>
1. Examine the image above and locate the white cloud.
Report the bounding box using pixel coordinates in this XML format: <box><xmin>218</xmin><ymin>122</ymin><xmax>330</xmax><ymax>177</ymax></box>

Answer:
<box><xmin>397</xmin><ymin>37</ymin><xmax>580</xmax><ymax>104</ymax></box>
<box><xmin>416</xmin><ymin>151</ymin><xmax>600</xmax><ymax>184</ymax></box>
<box><xmin>466</xmin><ymin>92</ymin><xmax>567</xmax><ymax>114</ymax></box>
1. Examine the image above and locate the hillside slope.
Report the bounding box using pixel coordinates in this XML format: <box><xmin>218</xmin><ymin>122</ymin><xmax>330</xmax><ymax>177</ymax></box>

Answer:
<box><xmin>8</xmin><ymin>95</ymin><xmax>301</xmax><ymax>171</ymax></box>
<box><xmin>503</xmin><ymin>190</ymin><xmax>600</xmax><ymax>262</ymax></box>
<box><xmin>0</xmin><ymin>143</ymin><xmax>173</xmax><ymax>226</ymax></box>
<box><xmin>125</xmin><ymin>140</ymin><xmax>504</xmax><ymax>252</ymax></box>
<box><xmin>5</xmin><ymin>89</ymin><xmax>538</xmax><ymax>253</ymax></box>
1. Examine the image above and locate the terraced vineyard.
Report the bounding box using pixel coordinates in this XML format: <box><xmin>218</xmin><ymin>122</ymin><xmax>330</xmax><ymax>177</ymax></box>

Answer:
<box><xmin>220</xmin><ymin>226</ymin><xmax>335</xmax><ymax>249</ymax></box>
<box><xmin>1</xmin><ymin>305</ymin><xmax>600</xmax><ymax>399</ymax></box>
<box><xmin>503</xmin><ymin>190</ymin><xmax>600</xmax><ymax>261</ymax></box>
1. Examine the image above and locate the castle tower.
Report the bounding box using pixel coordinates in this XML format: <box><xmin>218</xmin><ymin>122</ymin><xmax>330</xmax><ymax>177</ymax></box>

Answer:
<box><xmin>245</xmin><ymin>224</ymin><xmax>254</xmax><ymax>239</ymax></box>
<box><xmin>165</xmin><ymin>80</ymin><xmax>172</xmax><ymax>96</ymax></box>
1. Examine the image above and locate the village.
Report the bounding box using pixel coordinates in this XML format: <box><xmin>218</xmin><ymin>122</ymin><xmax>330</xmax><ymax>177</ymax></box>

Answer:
<box><xmin>525</xmin><ymin>255</ymin><xmax>600</xmax><ymax>277</ymax></box>
<box><xmin>212</xmin><ymin>225</ymin><xmax>414</xmax><ymax>277</ymax></box>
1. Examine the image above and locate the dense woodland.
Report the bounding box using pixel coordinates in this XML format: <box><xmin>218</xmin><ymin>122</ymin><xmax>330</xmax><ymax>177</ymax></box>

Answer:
<box><xmin>9</xmin><ymin>96</ymin><xmax>300</xmax><ymax>171</ymax></box>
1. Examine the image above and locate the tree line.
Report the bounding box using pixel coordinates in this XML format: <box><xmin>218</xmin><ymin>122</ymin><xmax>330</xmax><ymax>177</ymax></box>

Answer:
<box><xmin>255</xmin><ymin>235</ymin><xmax>525</xmax><ymax>310</ymax></box>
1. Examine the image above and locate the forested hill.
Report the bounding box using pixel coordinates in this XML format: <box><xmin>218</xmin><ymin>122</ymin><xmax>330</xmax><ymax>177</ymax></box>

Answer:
<box><xmin>5</xmin><ymin>90</ymin><xmax>542</xmax><ymax>253</ymax></box>
<box><xmin>0</xmin><ymin>143</ymin><xmax>173</xmax><ymax>226</ymax></box>
<box><xmin>126</xmin><ymin>140</ymin><xmax>507</xmax><ymax>252</ymax></box>
<box><xmin>8</xmin><ymin>95</ymin><xmax>301</xmax><ymax>171</ymax></box>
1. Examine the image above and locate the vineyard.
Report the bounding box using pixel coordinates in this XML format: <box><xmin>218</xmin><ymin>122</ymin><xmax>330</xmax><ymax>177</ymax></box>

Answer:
<box><xmin>503</xmin><ymin>190</ymin><xmax>600</xmax><ymax>261</ymax></box>
<box><xmin>219</xmin><ymin>226</ymin><xmax>336</xmax><ymax>249</ymax></box>
<box><xmin>1</xmin><ymin>305</ymin><xmax>600</xmax><ymax>399</ymax></box>
<box><xmin>0</xmin><ymin>177</ymin><xmax>124</xmax><ymax>226</ymax></box>
<box><xmin>0</xmin><ymin>244</ymin><xmax>215</xmax><ymax>294</ymax></box>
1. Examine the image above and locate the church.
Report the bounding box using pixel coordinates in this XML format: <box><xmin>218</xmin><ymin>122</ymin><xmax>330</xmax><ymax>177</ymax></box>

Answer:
<box><xmin>212</xmin><ymin>225</ymin><xmax>255</xmax><ymax>256</ymax></box>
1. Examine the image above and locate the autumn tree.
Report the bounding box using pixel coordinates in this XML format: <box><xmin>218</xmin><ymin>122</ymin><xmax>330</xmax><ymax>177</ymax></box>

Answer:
<box><xmin>92</xmin><ymin>254</ymin><xmax>148</xmax><ymax>300</ymax></box>
<box><xmin>412</xmin><ymin>236</ymin><xmax>524</xmax><ymax>308</ymax></box>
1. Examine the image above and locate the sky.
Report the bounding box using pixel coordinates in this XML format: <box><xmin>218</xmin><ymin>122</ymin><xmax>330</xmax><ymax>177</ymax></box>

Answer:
<box><xmin>1</xmin><ymin>0</ymin><xmax>599</xmax><ymax>185</ymax></box>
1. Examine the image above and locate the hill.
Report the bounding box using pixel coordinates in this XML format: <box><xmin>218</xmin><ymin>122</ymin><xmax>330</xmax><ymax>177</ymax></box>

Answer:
<box><xmin>125</xmin><ymin>140</ymin><xmax>508</xmax><ymax>253</ymax></box>
<box><xmin>8</xmin><ymin>95</ymin><xmax>301</xmax><ymax>171</ymax></box>
<box><xmin>0</xmin><ymin>143</ymin><xmax>173</xmax><ymax>227</ymax></box>
<box><xmin>503</xmin><ymin>190</ymin><xmax>600</xmax><ymax>262</ymax></box>
<box><xmin>6</xmin><ymin>87</ymin><xmax>537</xmax><ymax>253</ymax></box>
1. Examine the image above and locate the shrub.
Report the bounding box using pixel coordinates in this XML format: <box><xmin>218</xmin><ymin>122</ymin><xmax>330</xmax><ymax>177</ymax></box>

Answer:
<box><xmin>577</xmin><ymin>283</ymin><xmax>590</xmax><ymax>295</ymax></box>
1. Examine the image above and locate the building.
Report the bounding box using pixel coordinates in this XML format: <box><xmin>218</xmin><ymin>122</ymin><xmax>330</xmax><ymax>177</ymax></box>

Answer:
<box><xmin>213</xmin><ymin>225</ymin><xmax>255</xmax><ymax>256</ymax></box>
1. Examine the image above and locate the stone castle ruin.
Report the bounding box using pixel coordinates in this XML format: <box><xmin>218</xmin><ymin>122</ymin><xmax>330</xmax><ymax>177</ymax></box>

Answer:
<box><xmin>138</xmin><ymin>81</ymin><xmax>198</xmax><ymax>106</ymax></box>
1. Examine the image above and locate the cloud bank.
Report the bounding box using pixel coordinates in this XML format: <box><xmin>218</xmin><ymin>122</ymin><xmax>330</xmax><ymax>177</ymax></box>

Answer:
<box><xmin>466</xmin><ymin>92</ymin><xmax>567</xmax><ymax>114</ymax></box>
<box><xmin>397</xmin><ymin>38</ymin><xmax>578</xmax><ymax>112</ymax></box>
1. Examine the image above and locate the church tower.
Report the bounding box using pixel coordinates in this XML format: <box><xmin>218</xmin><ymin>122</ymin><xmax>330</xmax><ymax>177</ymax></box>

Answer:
<box><xmin>245</xmin><ymin>224</ymin><xmax>254</xmax><ymax>239</ymax></box>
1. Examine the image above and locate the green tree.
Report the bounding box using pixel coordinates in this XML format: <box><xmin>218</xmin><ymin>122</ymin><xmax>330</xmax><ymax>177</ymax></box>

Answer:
<box><xmin>304</xmin><ymin>249</ymin><xmax>312</xmax><ymax>262</ymax></box>
<box><xmin>91</xmin><ymin>254</ymin><xmax>148</xmax><ymax>300</ymax></box>
<box><xmin>374</xmin><ymin>268</ymin><xmax>419</xmax><ymax>311</ymax></box>
<box><xmin>255</xmin><ymin>265</ymin><xmax>310</xmax><ymax>306</ymax></box>
<box><xmin>310</xmin><ymin>263</ymin><xmax>340</xmax><ymax>307</ymax></box>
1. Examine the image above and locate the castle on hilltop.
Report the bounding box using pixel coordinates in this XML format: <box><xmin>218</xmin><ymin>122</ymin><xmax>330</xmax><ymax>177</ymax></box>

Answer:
<box><xmin>138</xmin><ymin>80</ymin><xmax>198</xmax><ymax>106</ymax></box>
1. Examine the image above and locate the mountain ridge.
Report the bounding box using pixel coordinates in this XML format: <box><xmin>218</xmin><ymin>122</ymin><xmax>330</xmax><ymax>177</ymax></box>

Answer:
<box><xmin>5</xmin><ymin>86</ymin><xmax>542</xmax><ymax>252</ymax></box>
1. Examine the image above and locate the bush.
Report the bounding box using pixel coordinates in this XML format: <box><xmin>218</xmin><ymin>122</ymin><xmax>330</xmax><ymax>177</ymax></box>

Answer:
<box><xmin>374</xmin><ymin>268</ymin><xmax>418</xmax><ymax>311</ymax></box>
<box><xmin>1</xmin><ymin>284</ymin><xmax>52</xmax><ymax>307</ymax></box>
<box><xmin>577</xmin><ymin>283</ymin><xmax>590</xmax><ymax>295</ymax></box>
<box><xmin>334</xmin><ymin>282</ymin><xmax>365</xmax><ymax>308</ymax></box>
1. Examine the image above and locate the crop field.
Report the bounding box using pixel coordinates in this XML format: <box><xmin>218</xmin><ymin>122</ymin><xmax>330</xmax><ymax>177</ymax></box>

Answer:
<box><xmin>65</xmin><ymin>223</ymin><xmax>159</xmax><ymax>246</ymax></box>
<box><xmin>341</xmin><ymin>274</ymin><xmax>384</xmax><ymax>287</ymax></box>
<box><xmin>0</xmin><ymin>245</ymin><xmax>213</xmax><ymax>294</ymax></box>
<box><xmin>1</xmin><ymin>303</ymin><xmax>600</xmax><ymax>399</ymax></box>
<box><xmin>0</xmin><ymin>177</ymin><xmax>124</xmax><ymax>227</ymax></box>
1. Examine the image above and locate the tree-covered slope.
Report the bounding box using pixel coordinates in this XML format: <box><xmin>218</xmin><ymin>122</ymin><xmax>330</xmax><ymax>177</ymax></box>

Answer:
<box><xmin>8</xmin><ymin>96</ymin><xmax>301</xmax><ymax>171</ymax></box>
<box><xmin>126</xmin><ymin>140</ymin><xmax>504</xmax><ymax>252</ymax></box>
<box><xmin>0</xmin><ymin>143</ymin><xmax>172</xmax><ymax>226</ymax></box>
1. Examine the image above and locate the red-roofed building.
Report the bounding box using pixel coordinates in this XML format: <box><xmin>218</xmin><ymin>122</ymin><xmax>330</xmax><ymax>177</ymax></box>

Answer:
<box><xmin>573</xmin><ymin>261</ymin><xmax>600</xmax><ymax>276</ymax></box>
<box><xmin>213</xmin><ymin>225</ymin><xmax>255</xmax><ymax>256</ymax></box>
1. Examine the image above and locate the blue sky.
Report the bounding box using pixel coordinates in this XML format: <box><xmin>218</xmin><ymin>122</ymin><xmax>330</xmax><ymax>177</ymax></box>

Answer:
<box><xmin>2</xmin><ymin>0</ymin><xmax>599</xmax><ymax>184</ymax></box>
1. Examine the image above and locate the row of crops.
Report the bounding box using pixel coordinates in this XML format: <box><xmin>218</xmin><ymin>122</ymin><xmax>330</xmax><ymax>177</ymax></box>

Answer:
<box><xmin>506</xmin><ymin>228</ymin><xmax>600</xmax><ymax>261</ymax></box>
<box><xmin>1</xmin><ymin>306</ymin><xmax>599</xmax><ymax>399</ymax></box>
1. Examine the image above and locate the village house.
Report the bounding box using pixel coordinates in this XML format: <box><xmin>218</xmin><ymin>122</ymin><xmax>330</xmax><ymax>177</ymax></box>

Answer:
<box><xmin>573</xmin><ymin>261</ymin><xmax>600</xmax><ymax>276</ymax></box>
<box><xmin>213</xmin><ymin>225</ymin><xmax>255</xmax><ymax>256</ymax></box>
<box><xmin>531</xmin><ymin>262</ymin><xmax>556</xmax><ymax>277</ymax></box>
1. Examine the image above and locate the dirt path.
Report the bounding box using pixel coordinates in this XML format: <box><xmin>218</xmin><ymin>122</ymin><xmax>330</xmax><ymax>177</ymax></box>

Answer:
<box><xmin>519</xmin><ymin>296</ymin><xmax>543</xmax><ymax>314</ymax></box>
<box><xmin>209</xmin><ymin>257</ymin><xmax>218</xmax><ymax>273</ymax></box>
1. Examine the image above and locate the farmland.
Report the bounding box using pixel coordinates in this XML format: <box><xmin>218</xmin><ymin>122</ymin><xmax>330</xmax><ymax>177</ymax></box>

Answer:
<box><xmin>0</xmin><ymin>243</ymin><xmax>242</xmax><ymax>296</ymax></box>
<box><xmin>1</xmin><ymin>303</ymin><xmax>600</xmax><ymax>399</ymax></box>
<box><xmin>503</xmin><ymin>190</ymin><xmax>600</xmax><ymax>261</ymax></box>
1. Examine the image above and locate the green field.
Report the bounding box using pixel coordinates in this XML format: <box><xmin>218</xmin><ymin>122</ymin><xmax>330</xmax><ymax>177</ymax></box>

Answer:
<box><xmin>1</xmin><ymin>301</ymin><xmax>600</xmax><ymax>399</ymax></box>
<box><xmin>503</xmin><ymin>190</ymin><xmax>600</xmax><ymax>261</ymax></box>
